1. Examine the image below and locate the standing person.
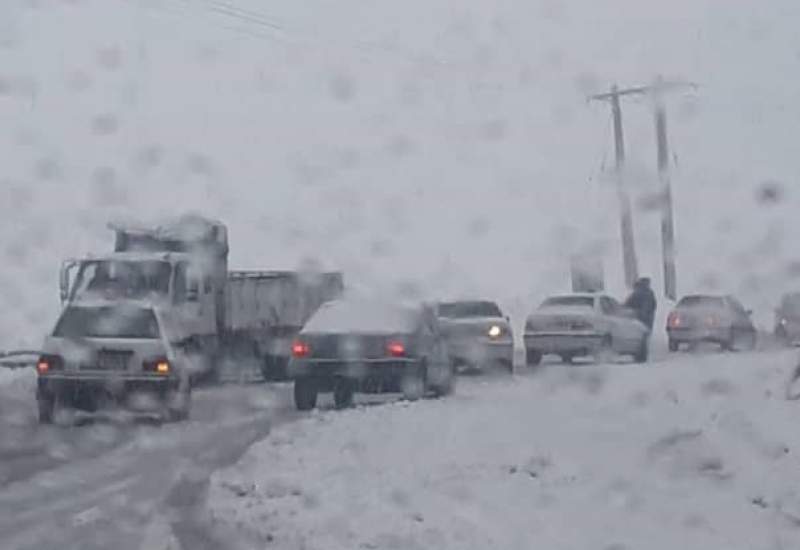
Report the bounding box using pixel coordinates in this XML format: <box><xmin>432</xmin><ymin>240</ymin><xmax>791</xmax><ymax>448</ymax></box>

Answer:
<box><xmin>624</xmin><ymin>277</ymin><xmax>657</xmax><ymax>333</ymax></box>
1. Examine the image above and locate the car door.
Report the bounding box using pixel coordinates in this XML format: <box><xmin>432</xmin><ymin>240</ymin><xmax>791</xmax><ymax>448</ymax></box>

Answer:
<box><xmin>597</xmin><ymin>296</ymin><xmax>624</xmax><ymax>350</ymax></box>
<box><xmin>601</xmin><ymin>296</ymin><xmax>639</xmax><ymax>352</ymax></box>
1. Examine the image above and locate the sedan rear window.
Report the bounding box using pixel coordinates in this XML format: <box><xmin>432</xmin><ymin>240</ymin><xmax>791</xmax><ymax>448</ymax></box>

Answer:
<box><xmin>438</xmin><ymin>301</ymin><xmax>502</xmax><ymax>318</ymax></box>
<box><xmin>54</xmin><ymin>306</ymin><xmax>161</xmax><ymax>339</ymax></box>
<box><xmin>678</xmin><ymin>295</ymin><xmax>724</xmax><ymax>308</ymax></box>
<box><xmin>303</xmin><ymin>300</ymin><xmax>418</xmax><ymax>334</ymax></box>
<box><xmin>540</xmin><ymin>296</ymin><xmax>595</xmax><ymax>308</ymax></box>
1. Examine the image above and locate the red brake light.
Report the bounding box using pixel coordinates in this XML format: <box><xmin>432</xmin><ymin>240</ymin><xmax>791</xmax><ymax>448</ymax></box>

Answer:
<box><xmin>668</xmin><ymin>313</ymin><xmax>681</xmax><ymax>328</ymax></box>
<box><xmin>292</xmin><ymin>340</ymin><xmax>310</xmax><ymax>358</ymax></box>
<box><xmin>387</xmin><ymin>341</ymin><xmax>405</xmax><ymax>357</ymax></box>
<box><xmin>36</xmin><ymin>355</ymin><xmax>62</xmax><ymax>374</ymax></box>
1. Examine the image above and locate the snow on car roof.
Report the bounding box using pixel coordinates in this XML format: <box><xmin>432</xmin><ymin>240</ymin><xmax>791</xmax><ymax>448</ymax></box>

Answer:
<box><xmin>302</xmin><ymin>299</ymin><xmax>419</xmax><ymax>334</ymax></box>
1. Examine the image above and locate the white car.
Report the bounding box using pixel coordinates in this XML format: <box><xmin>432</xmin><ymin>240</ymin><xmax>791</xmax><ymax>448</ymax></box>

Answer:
<box><xmin>436</xmin><ymin>300</ymin><xmax>514</xmax><ymax>373</ymax></box>
<box><xmin>36</xmin><ymin>300</ymin><xmax>193</xmax><ymax>423</ymax></box>
<box><xmin>524</xmin><ymin>293</ymin><xmax>649</xmax><ymax>365</ymax></box>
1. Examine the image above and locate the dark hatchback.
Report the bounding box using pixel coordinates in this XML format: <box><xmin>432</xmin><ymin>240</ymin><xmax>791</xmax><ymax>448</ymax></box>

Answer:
<box><xmin>287</xmin><ymin>299</ymin><xmax>455</xmax><ymax>410</ymax></box>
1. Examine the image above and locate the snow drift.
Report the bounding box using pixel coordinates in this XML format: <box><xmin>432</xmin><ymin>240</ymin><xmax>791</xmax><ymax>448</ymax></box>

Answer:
<box><xmin>209</xmin><ymin>351</ymin><xmax>800</xmax><ymax>549</ymax></box>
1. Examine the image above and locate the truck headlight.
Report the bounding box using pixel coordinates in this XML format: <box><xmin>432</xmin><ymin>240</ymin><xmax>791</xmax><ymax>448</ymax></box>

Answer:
<box><xmin>488</xmin><ymin>325</ymin><xmax>502</xmax><ymax>339</ymax></box>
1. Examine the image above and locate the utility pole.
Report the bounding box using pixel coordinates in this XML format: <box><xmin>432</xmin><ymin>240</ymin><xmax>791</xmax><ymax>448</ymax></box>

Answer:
<box><xmin>651</xmin><ymin>77</ymin><xmax>695</xmax><ymax>300</ymax></box>
<box><xmin>590</xmin><ymin>78</ymin><xmax>695</xmax><ymax>299</ymax></box>
<box><xmin>590</xmin><ymin>84</ymin><xmax>650</xmax><ymax>289</ymax></box>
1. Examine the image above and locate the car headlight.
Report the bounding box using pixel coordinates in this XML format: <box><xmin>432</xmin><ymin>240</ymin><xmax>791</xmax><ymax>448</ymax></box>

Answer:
<box><xmin>488</xmin><ymin>325</ymin><xmax>502</xmax><ymax>339</ymax></box>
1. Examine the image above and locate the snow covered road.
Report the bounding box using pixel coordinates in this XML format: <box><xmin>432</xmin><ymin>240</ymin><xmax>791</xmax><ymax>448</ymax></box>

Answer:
<box><xmin>209</xmin><ymin>350</ymin><xmax>800</xmax><ymax>550</ymax></box>
<box><xmin>0</xmin><ymin>373</ymin><xmax>289</xmax><ymax>550</ymax></box>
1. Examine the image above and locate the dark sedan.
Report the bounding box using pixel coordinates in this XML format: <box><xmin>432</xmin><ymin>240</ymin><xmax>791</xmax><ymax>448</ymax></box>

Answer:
<box><xmin>667</xmin><ymin>294</ymin><xmax>756</xmax><ymax>352</ymax></box>
<box><xmin>286</xmin><ymin>298</ymin><xmax>455</xmax><ymax>410</ymax></box>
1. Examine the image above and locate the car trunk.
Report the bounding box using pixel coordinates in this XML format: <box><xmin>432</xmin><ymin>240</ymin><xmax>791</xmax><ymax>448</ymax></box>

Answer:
<box><xmin>302</xmin><ymin>332</ymin><xmax>411</xmax><ymax>361</ymax></box>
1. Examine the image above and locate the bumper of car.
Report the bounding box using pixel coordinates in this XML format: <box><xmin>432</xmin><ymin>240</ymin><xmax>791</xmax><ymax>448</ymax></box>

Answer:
<box><xmin>667</xmin><ymin>327</ymin><xmax>730</xmax><ymax>344</ymax></box>
<box><xmin>287</xmin><ymin>358</ymin><xmax>421</xmax><ymax>381</ymax></box>
<box><xmin>523</xmin><ymin>331</ymin><xmax>605</xmax><ymax>354</ymax></box>
<box><xmin>446</xmin><ymin>338</ymin><xmax>514</xmax><ymax>367</ymax></box>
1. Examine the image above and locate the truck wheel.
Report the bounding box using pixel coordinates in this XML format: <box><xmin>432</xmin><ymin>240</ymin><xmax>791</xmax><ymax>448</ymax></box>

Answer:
<box><xmin>294</xmin><ymin>378</ymin><xmax>318</xmax><ymax>411</ymax></box>
<box><xmin>526</xmin><ymin>349</ymin><xmax>542</xmax><ymax>367</ymax></box>
<box><xmin>333</xmin><ymin>381</ymin><xmax>354</xmax><ymax>409</ymax></box>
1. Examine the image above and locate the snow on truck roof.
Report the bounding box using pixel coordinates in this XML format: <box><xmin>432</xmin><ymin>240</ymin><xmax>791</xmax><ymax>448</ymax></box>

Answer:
<box><xmin>302</xmin><ymin>299</ymin><xmax>419</xmax><ymax>334</ymax></box>
<box><xmin>109</xmin><ymin>214</ymin><xmax>226</xmax><ymax>244</ymax></box>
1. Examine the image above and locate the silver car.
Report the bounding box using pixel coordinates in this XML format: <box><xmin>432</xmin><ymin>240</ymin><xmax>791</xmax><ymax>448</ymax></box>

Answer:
<box><xmin>36</xmin><ymin>301</ymin><xmax>193</xmax><ymax>423</ymax></box>
<box><xmin>436</xmin><ymin>300</ymin><xmax>514</xmax><ymax>373</ymax></box>
<box><xmin>667</xmin><ymin>294</ymin><xmax>756</xmax><ymax>352</ymax></box>
<box><xmin>524</xmin><ymin>293</ymin><xmax>649</xmax><ymax>366</ymax></box>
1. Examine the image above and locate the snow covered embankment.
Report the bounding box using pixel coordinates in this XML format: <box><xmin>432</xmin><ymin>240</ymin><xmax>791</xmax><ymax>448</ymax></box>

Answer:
<box><xmin>209</xmin><ymin>352</ymin><xmax>800</xmax><ymax>550</ymax></box>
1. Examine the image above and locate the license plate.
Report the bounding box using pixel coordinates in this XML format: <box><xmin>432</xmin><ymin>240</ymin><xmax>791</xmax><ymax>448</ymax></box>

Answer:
<box><xmin>96</xmin><ymin>351</ymin><xmax>131</xmax><ymax>370</ymax></box>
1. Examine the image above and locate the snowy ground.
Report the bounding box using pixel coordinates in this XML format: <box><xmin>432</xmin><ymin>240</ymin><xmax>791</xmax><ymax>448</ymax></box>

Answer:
<box><xmin>209</xmin><ymin>350</ymin><xmax>800</xmax><ymax>550</ymax></box>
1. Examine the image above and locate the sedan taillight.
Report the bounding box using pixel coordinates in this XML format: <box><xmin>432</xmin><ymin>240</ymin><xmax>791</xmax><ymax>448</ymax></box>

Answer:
<box><xmin>36</xmin><ymin>355</ymin><xmax>63</xmax><ymax>375</ymax></box>
<box><xmin>292</xmin><ymin>340</ymin><xmax>310</xmax><ymax>358</ymax></box>
<box><xmin>386</xmin><ymin>341</ymin><xmax>406</xmax><ymax>357</ymax></box>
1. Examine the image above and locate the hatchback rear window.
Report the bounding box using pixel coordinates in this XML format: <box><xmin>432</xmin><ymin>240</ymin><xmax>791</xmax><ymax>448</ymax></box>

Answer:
<box><xmin>54</xmin><ymin>306</ymin><xmax>161</xmax><ymax>339</ymax></box>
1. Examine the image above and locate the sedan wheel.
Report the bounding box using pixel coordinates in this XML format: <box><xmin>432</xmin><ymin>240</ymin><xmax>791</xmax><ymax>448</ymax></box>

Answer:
<box><xmin>333</xmin><ymin>380</ymin><xmax>355</xmax><ymax>409</ymax></box>
<box><xmin>294</xmin><ymin>378</ymin><xmax>318</xmax><ymax>411</ymax></box>
<box><xmin>526</xmin><ymin>349</ymin><xmax>542</xmax><ymax>367</ymax></box>
<box><xmin>668</xmin><ymin>339</ymin><xmax>679</xmax><ymax>352</ymax></box>
<box><xmin>595</xmin><ymin>335</ymin><xmax>615</xmax><ymax>364</ymax></box>
<box><xmin>633</xmin><ymin>338</ymin><xmax>649</xmax><ymax>363</ymax></box>
<box><xmin>401</xmin><ymin>372</ymin><xmax>426</xmax><ymax>401</ymax></box>
<box><xmin>731</xmin><ymin>329</ymin><xmax>757</xmax><ymax>352</ymax></box>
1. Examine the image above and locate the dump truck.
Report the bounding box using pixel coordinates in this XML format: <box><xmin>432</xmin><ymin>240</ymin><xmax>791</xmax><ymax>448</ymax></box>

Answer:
<box><xmin>36</xmin><ymin>214</ymin><xmax>343</xmax><ymax>422</ymax></box>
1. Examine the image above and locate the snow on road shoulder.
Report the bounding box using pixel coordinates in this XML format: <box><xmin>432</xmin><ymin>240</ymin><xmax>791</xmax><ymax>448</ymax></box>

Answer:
<box><xmin>209</xmin><ymin>352</ymin><xmax>800</xmax><ymax>550</ymax></box>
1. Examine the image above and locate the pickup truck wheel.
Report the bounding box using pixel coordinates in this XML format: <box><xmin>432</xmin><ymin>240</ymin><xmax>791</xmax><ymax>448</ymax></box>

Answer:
<box><xmin>526</xmin><ymin>349</ymin><xmax>542</xmax><ymax>367</ymax></box>
<box><xmin>333</xmin><ymin>381</ymin><xmax>354</xmax><ymax>409</ymax></box>
<box><xmin>294</xmin><ymin>378</ymin><xmax>318</xmax><ymax>411</ymax></box>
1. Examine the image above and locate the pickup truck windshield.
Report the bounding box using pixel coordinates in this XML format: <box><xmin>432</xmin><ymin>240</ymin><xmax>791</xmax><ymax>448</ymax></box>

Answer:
<box><xmin>72</xmin><ymin>260</ymin><xmax>172</xmax><ymax>299</ymax></box>
<box><xmin>54</xmin><ymin>306</ymin><xmax>161</xmax><ymax>339</ymax></box>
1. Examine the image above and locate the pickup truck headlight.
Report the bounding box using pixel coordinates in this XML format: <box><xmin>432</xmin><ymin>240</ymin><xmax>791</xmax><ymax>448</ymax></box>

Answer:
<box><xmin>488</xmin><ymin>325</ymin><xmax>503</xmax><ymax>339</ymax></box>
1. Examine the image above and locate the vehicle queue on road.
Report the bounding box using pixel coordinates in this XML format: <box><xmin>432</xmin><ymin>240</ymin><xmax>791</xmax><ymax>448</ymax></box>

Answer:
<box><xmin>284</xmin><ymin>285</ymin><xmax>782</xmax><ymax>410</ymax></box>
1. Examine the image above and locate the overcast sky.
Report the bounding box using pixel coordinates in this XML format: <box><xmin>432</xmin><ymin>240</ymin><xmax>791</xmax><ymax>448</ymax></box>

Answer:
<box><xmin>1</xmin><ymin>0</ymin><xmax>799</xmax><ymax>343</ymax></box>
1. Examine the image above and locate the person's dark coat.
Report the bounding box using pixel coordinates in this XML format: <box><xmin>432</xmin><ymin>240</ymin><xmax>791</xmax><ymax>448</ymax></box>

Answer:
<box><xmin>624</xmin><ymin>278</ymin><xmax>657</xmax><ymax>330</ymax></box>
